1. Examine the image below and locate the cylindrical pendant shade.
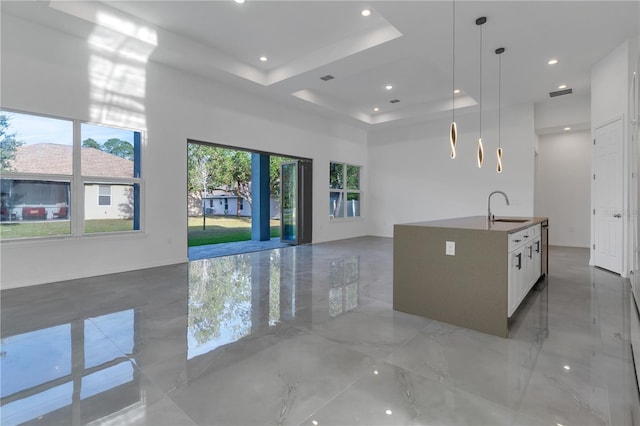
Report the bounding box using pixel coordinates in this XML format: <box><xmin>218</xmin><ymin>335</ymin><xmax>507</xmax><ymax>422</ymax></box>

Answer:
<box><xmin>477</xmin><ymin>138</ymin><xmax>484</xmax><ymax>168</ymax></box>
<box><xmin>450</xmin><ymin>121</ymin><xmax>457</xmax><ymax>159</ymax></box>
<box><xmin>496</xmin><ymin>147</ymin><xmax>503</xmax><ymax>173</ymax></box>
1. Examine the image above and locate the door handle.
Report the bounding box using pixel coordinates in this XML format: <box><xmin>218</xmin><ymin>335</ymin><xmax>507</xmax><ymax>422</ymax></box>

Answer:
<box><xmin>613</xmin><ymin>214</ymin><xmax>622</xmax><ymax>218</ymax></box>
<box><xmin>516</xmin><ymin>253</ymin><xmax>522</xmax><ymax>270</ymax></box>
<box><xmin>535</xmin><ymin>241</ymin><xmax>540</xmax><ymax>253</ymax></box>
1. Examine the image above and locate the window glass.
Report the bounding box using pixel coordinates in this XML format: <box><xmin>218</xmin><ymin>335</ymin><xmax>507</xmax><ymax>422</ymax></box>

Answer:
<box><xmin>0</xmin><ymin>179</ymin><xmax>71</xmax><ymax>239</ymax></box>
<box><xmin>81</xmin><ymin>123</ymin><xmax>140</xmax><ymax>234</ymax></box>
<box><xmin>329</xmin><ymin>191</ymin><xmax>344</xmax><ymax>218</ymax></box>
<box><xmin>98</xmin><ymin>185</ymin><xmax>111</xmax><ymax>206</ymax></box>
<box><xmin>346</xmin><ymin>193</ymin><xmax>360</xmax><ymax>217</ymax></box>
<box><xmin>346</xmin><ymin>165</ymin><xmax>360</xmax><ymax>190</ymax></box>
<box><xmin>84</xmin><ymin>183</ymin><xmax>137</xmax><ymax>233</ymax></box>
<box><xmin>329</xmin><ymin>163</ymin><xmax>360</xmax><ymax>219</ymax></box>
<box><xmin>329</xmin><ymin>162</ymin><xmax>344</xmax><ymax>189</ymax></box>
<box><xmin>81</xmin><ymin>123</ymin><xmax>138</xmax><ymax>178</ymax></box>
<box><xmin>0</xmin><ymin>110</ymin><xmax>143</xmax><ymax>239</ymax></box>
<box><xmin>0</xmin><ymin>111</ymin><xmax>73</xmax><ymax>175</ymax></box>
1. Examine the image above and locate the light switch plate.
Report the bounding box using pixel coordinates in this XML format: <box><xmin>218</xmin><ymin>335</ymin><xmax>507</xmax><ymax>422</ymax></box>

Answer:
<box><xmin>446</xmin><ymin>241</ymin><xmax>455</xmax><ymax>256</ymax></box>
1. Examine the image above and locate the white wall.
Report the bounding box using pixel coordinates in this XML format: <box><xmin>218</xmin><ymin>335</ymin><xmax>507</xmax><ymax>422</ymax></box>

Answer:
<box><xmin>368</xmin><ymin>103</ymin><xmax>536</xmax><ymax>237</ymax></box>
<box><xmin>535</xmin><ymin>131</ymin><xmax>591</xmax><ymax>247</ymax></box>
<box><xmin>534</xmin><ymin>94</ymin><xmax>590</xmax><ymax>133</ymax></box>
<box><xmin>0</xmin><ymin>11</ymin><xmax>370</xmax><ymax>288</ymax></box>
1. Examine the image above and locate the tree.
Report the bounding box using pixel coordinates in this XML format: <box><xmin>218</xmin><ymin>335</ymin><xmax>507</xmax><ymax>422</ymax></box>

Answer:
<box><xmin>0</xmin><ymin>114</ymin><xmax>24</xmax><ymax>171</ymax></box>
<box><xmin>227</xmin><ymin>150</ymin><xmax>251</xmax><ymax>216</ymax></box>
<box><xmin>82</xmin><ymin>138</ymin><xmax>102</xmax><ymax>150</ymax></box>
<box><xmin>103</xmin><ymin>138</ymin><xmax>134</xmax><ymax>160</ymax></box>
<box><xmin>188</xmin><ymin>143</ymin><xmax>214</xmax><ymax>195</ymax></box>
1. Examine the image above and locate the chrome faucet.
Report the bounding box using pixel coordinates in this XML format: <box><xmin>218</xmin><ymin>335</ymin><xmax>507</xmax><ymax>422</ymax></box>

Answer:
<box><xmin>488</xmin><ymin>190</ymin><xmax>510</xmax><ymax>221</ymax></box>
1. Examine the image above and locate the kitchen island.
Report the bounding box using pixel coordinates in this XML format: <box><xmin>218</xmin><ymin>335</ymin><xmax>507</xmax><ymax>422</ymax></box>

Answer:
<box><xmin>393</xmin><ymin>216</ymin><xmax>548</xmax><ymax>337</ymax></box>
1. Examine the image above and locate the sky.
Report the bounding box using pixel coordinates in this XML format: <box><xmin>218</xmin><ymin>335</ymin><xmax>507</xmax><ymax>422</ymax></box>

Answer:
<box><xmin>3</xmin><ymin>110</ymin><xmax>134</xmax><ymax>146</ymax></box>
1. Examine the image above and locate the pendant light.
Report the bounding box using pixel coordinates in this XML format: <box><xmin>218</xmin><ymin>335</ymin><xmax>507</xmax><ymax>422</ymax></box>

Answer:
<box><xmin>476</xmin><ymin>17</ymin><xmax>486</xmax><ymax>168</ymax></box>
<box><xmin>449</xmin><ymin>0</ymin><xmax>457</xmax><ymax>159</ymax></box>
<box><xmin>495</xmin><ymin>47</ymin><xmax>505</xmax><ymax>173</ymax></box>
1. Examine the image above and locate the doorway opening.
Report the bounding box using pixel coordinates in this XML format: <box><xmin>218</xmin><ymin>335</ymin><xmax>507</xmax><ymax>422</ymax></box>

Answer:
<box><xmin>187</xmin><ymin>140</ymin><xmax>312</xmax><ymax>260</ymax></box>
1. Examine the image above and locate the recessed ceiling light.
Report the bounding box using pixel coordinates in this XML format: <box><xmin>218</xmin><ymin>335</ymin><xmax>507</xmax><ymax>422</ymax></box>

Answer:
<box><xmin>385</xmin><ymin>410</ymin><xmax>393</xmax><ymax>415</ymax></box>
<box><xmin>454</xmin><ymin>89</ymin><xmax>461</xmax><ymax>94</ymax></box>
<box><xmin>564</xmin><ymin>127</ymin><xmax>571</xmax><ymax>131</ymax></box>
<box><xmin>558</xmin><ymin>84</ymin><xmax>567</xmax><ymax>89</ymax></box>
<box><xmin>548</xmin><ymin>58</ymin><xmax>559</xmax><ymax>65</ymax></box>
<box><xmin>373</xmin><ymin>107</ymin><xmax>379</xmax><ymax>112</ymax></box>
<box><xmin>259</xmin><ymin>56</ymin><xmax>268</xmax><ymax>62</ymax></box>
<box><xmin>234</xmin><ymin>0</ymin><xmax>245</xmax><ymax>3</ymax></box>
<box><xmin>385</xmin><ymin>85</ymin><xmax>393</xmax><ymax>90</ymax></box>
<box><xmin>563</xmin><ymin>365</ymin><xmax>571</xmax><ymax>370</ymax></box>
<box><xmin>361</xmin><ymin>9</ymin><xmax>371</xmax><ymax>17</ymax></box>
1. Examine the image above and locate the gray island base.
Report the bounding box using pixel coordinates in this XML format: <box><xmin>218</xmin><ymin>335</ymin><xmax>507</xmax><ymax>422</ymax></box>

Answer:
<box><xmin>393</xmin><ymin>216</ymin><xmax>548</xmax><ymax>338</ymax></box>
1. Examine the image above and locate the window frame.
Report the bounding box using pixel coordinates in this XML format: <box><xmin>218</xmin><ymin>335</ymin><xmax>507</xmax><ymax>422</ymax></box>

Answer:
<box><xmin>0</xmin><ymin>108</ymin><xmax>144</xmax><ymax>241</ymax></box>
<box><xmin>329</xmin><ymin>161</ymin><xmax>362</xmax><ymax>220</ymax></box>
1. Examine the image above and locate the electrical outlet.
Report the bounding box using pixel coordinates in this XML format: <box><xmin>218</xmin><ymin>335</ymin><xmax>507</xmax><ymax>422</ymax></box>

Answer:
<box><xmin>446</xmin><ymin>241</ymin><xmax>455</xmax><ymax>256</ymax></box>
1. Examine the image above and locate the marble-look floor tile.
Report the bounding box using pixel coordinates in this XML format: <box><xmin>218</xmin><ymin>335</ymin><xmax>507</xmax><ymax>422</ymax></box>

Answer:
<box><xmin>307</xmin><ymin>300</ymin><xmax>432</xmax><ymax>360</ymax></box>
<box><xmin>301</xmin><ymin>361</ymin><xmax>543</xmax><ymax>426</ymax></box>
<box><xmin>1</xmin><ymin>241</ymin><xmax>639</xmax><ymax>426</ymax></box>
<box><xmin>166</xmin><ymin>331</ymin><xmax>375</xmax><ymax>425</ymax></box>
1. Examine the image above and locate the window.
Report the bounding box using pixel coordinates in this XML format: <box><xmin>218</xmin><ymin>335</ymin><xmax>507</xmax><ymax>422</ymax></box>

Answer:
<box><xmin>98</xmin><ymin>185</ymin><xmax>111</xmax><ymax>206</ymax></box>
<box><xmin>0</xmin><ymin>110</ymin><xmax>142</xmax><ymax>240</ymax></box>
<box><xmin>329</xmin><ymin>162</ymin><xmax>361</xmax><ymax>219</ymax></box>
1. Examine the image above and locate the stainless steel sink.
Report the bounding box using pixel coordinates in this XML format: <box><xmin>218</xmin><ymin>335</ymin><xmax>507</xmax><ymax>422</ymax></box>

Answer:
<box><xmin>492</xmin><ymin>218</ymin><xmax>529</xmax><ymax>223</ymax></box>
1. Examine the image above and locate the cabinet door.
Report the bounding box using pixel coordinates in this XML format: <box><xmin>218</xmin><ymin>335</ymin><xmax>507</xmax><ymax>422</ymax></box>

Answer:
<box><xmin>533</xmin><ymin>237</ymin><xmax>542</xmax><ymax>282</ymax></box>
<box><xmin>508</xmin><ymin>248</ymin><xmax>524</xmax><ymax>317</ymax></box>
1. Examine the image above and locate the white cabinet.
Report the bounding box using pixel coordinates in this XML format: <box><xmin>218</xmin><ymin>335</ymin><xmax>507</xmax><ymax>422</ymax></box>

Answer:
<box><xmin>508</xmin><ymin>247</ymin><xmax>524</xmax><ymax>317</ymax></box>
<box><xmin>508</xmin><ymin>224</ymin><xmax>542</xmax><ymax>317</ymax></box>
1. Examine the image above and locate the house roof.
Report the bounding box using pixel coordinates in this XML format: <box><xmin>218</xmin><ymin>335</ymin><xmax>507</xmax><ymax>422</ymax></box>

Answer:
<box><xmin>9</xmin><ymin>143</ymin><xmax>133</xmax><ymax>178</ymax></box>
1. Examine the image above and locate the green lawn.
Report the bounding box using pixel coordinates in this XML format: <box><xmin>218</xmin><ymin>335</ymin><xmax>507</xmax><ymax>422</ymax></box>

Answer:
<box><xmin>188</xmin><ymin>216</ymin><xmax>280</xmax><ymax>247</ymax></box>
<box><xmin>0</xmin><ymin>216</ymin><xmax>279</xmax><ymax>246</ymax></box>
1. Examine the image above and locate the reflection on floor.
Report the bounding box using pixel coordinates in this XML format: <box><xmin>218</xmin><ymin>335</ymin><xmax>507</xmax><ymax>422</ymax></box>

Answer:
<box><xmin>188</xmin><ymin>237</ymin><xmax>290</xmax><ymax>260</ymax></box>
<box><xmin>2</xmin><ymin>238</ymin><xmax>639</xmax><ymax>425</ymax></box>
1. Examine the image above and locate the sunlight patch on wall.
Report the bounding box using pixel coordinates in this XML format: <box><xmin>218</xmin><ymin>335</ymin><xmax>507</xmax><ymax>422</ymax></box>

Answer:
<box><xmin>87</xmin><ymin>11</ymin><xmax>157</xmax><ymax>131</ymax></box>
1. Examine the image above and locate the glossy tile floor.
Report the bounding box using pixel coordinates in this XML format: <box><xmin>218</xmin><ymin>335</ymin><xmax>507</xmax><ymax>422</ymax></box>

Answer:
<box><xmin>2</xmin><ymin>237</ymin><xmax>639</xmax><ymax>425</ymax></box>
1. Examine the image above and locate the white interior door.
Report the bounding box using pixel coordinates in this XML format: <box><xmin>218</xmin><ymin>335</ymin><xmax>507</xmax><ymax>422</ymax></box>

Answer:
<box><xmin>594</xmin><ymin>119</ymin><xmax>624</xmax><ymax>274</ymax></box>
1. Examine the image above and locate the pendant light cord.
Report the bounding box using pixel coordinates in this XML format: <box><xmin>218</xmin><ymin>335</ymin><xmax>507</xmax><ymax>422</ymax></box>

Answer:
<box><xmin>479</xmin><ymin>23</ymin><xmax>482</xmax><ymax>139</ymax></box>
<box><xmin>452</xmin><ymin>0</ymin><xmax>456</xmax><ymax>122</ymax></box>
<box><xmin>498</xmin><ymin>53</ymin><xmax>501</xmax><ymax>149</ymax></box>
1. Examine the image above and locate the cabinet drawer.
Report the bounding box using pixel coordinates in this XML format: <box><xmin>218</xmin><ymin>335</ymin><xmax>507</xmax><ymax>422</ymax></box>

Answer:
<box><xmin>508</xmin><ymin>224</ymin><xmax>541</xmax><ymax>251</ymax></box>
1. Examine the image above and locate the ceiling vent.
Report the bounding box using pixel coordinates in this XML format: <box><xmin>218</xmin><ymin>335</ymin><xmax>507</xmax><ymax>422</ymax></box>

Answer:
<box><xmin>320</xmin><ymin>74</ymin><xmax>335</xmax><ymax>81</ymax></box>
<box><xmin>389</xmin><ymin>99</ymin><xmax>400</xmax><ymax>103</ymax></box>
<box><xmin>549</xmin><ymin>88</ymin><xmax>573</xmax><ymax>97</ymax></box>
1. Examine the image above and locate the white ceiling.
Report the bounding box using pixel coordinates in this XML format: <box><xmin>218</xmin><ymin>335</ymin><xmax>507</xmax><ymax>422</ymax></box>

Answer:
<box><xmin>3</xmin><ymin>1</ymin><xmax>639</xmax><ymax>129</ymax></box>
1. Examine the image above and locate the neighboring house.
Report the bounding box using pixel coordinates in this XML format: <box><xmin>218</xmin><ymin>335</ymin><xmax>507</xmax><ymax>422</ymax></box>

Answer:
<box><xmin>202</xmin><ymin>192</ymin><xmax>251</xmax><ymax>217</ymax></box>
<box><xmin>201</xmin><ymin>191</ymin><xmax>281</xmax><ymax>218</ymax></box>
<box><xmin>1</xmin><ymin>143</ymin><xmax>133</xmax><ymax>221</ymax></box>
